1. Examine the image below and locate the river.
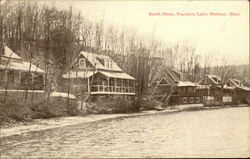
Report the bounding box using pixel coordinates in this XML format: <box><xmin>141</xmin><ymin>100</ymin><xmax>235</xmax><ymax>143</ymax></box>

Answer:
<box><xmin>1</xmin><ymin>107</ymin><xmax>249</xmax><ymax>158</ymax></box>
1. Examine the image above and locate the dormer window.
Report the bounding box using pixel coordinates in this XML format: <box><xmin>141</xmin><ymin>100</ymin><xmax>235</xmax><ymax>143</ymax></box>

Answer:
<box><xmin>97</xmin><ymin>57</ymin><xmax>113</xmax><ymax>69</ymax></box>
<box><xmin>105</xmin><ymin>59</ymin><xmax>112</xmax><ymax>69</ymax></box>
<box><xmin>79</xmin><ymin>58</ymin><xmax>86</xmax><ymax>69</ymax></box>
<box><xmin>104</xmin><ymin>59</ymin><xmax>108</xmax><ymax>68</ymax></box>
<box><xmin>109</xmin><ymin>60</ymin><xmax>113</xmax><ymax>69</ymax></box>
<box><xmin>238</xmin><ymin>81</ymin><xmax>242</xmax><ymax>86</ymax></box>
<box><xmin>97</xmin><ymin>57</ymin><xmax>105</xmax><ymax>65</ymax></box>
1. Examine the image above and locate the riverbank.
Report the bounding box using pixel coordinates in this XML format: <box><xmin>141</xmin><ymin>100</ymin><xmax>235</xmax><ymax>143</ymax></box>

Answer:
<box><xmin>1</xmin><ymin>104</ymin><xmax>249</xmax><ymax>138</ymax></box>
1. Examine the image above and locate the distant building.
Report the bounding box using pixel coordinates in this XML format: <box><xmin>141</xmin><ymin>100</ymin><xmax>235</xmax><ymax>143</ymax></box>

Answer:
<box><xmin>198</xmin><ymin>75</ymin><xmax>234</xmax><ymax>104</ymax></box>
<box><xmin>62</xmin><ymin>51</ymin><xmax>136</xmax><ymax>99</ymax></box>
<box><xmin>226</xmin><ymin>78</ymin><xmax>250</xmax><ymax>104</ymax></box>
<box><xmin>0</xmin><ymin>44</ymin><xmax>45</xmax><ymax>90</ymax></box>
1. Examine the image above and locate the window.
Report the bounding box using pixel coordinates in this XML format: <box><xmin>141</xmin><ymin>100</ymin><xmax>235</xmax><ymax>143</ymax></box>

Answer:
<box><xmin>159</xmin><ymin>78</ymin><xmax>168</xmax><ymax>85</ymax></box>
<box><xmin>105</xmin><ymin>60</ymin><xmax>109</xmax><ymax>68</ymax></box>
<box><xmin>34</xmin><ymin>74</ymin><xmax>44</xmax><ymax>89</ymax></box>
<box><xmin>188</xmin><ymin>87</ymin><xmax>193</xmax><ymax>93</ymax></box>
<box><xmin>104</xmin><ymin>59</ymin><xmax>112</xmax><ymax>69</ymax></box>
<box><xmin>79</xmin><ymin>58</ymin><xmax>86</xmax><ymax>69</ymax></box>
<box><xmin>8</xmin><ymin>71</ymin><xmax>14</xmax><ymax>83</ymax></box>
<box><xmin>109</xmin><ymin>60</ymin><xmax>113</xmax><ymax>69</ymax></box>
<box><xmin>183</xmin><ymin>97</ymin><xmax>187</xmax><ymax>104</ymax></box>
<box><xmin>196</xmin><ymin>97</ymin><xmax>200</xmax><ymax>103</ymax></box>
<box><xmin>190</xmin><ymin>97</ymin><xmax>194</xmax><ymax>103</ymax></box>
<box><xmin>0</xmin><ymin>70</ymin><xmax>4</xmax><ymax>80</ymax></box>
<box><xmin>21</xmin><ymin>72</ymin><xmax>32</xmax><ymax>85</ymax></box>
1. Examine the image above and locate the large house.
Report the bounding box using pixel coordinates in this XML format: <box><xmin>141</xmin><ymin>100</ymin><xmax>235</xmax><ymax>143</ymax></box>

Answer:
<box><xmin>0</xmin><ymin>44</ymin><xmax>45</xmax><ymax>90</ymax></box>
<box><xmin>62</xmin><ymin>51</ymin><xmax>136</xmax><ymax>99</ymax></box>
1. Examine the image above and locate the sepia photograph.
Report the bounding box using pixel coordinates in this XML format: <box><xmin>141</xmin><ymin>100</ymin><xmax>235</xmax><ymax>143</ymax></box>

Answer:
<box><xmin>0</xmin><ymin>0</ymin><xmax>249</xmax><ymax>158</ymax></box>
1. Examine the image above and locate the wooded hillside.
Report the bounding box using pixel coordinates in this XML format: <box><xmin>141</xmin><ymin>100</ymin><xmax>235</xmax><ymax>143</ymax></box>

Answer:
<box><xmin>0</xmin><ymin>0</ymin><xmax>248</xmax><ymax>95</ymax></box>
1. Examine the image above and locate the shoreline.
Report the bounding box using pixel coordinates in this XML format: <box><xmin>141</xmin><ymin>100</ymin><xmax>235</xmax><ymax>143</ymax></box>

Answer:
<box><xmin>1</xmin><ymin>104</ymin><xmax>249</xmax><ymax>138</ymax></box>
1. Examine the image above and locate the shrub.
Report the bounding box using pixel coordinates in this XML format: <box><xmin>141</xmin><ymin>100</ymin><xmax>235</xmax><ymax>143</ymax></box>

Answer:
<box><xmin>0</xmin><ymin>91</ymin><xmax>78</xmax><ymax>122</ymax></box>
<box><xmin>86</xmin><ymin>96</ymin><xmax>138</xmax><ymax>114</ymax></box>
<box><xmin>134</xmin><ymin>98</ymin><xmax>162</xmax><ymax>111</ymax></box>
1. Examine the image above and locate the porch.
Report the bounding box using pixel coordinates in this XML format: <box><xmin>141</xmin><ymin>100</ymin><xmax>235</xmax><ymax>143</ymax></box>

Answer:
<box><xmin>0</xmin><ymin>69</ymin><xmax>45</xmax><ymax>90</ymax></box>
<box><xmin>91</xmin><ymin>85</ymin><xmax>135</xmax><ymax>95</ymax></box>
<box><xmin>89</xmin><ymin>71</ymin><xmax>135</xmax><ymax>95</ymax></box>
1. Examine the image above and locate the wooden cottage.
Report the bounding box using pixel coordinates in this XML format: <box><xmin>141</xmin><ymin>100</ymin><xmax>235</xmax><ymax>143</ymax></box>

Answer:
<box><xmin>226</xmin><ymin>78</ymin><xmax>250</xmax><ymax>104</ymax></box>
<box><xmin>0</xmin><ymin>44</ymin><xmax>45</xmax><ymax>90</ymax></box>
<box><xmin>150</xmin><ymin>67</ymin><xmax>182</xmax><ymax>103</ymax></box>
<box><xmin>62</xmin><ymin>51</ymin><xmax>136</xmax><ymax>99</ymax></box>
<box><xmin>150</xmin><ymin>66</ymin><xmax>204</xmax><ymax>105</ymax></box>
<box><xmin>198</xmin><ymin>75</ymin><xmax>234</xmax><ymax>104</ymax></box>
<box><xmin>169</xmin><ymin>81</ymin><xmax>203</xmax><ymax>105</ymax></box>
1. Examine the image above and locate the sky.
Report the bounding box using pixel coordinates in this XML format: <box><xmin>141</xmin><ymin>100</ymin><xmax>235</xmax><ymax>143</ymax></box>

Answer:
<box><xmin>46</xmin><ymin>0</ymin><xmax>249</xmax><ymax>66</ymax></box>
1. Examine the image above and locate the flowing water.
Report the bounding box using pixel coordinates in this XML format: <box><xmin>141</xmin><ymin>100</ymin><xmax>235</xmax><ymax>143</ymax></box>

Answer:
<box><xmin>1</xmin><ymin>107</ymin><xmax>249</xmax><ymax>158</ymax></box>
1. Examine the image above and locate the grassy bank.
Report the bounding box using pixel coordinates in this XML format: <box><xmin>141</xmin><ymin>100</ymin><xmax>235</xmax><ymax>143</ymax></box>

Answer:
<box><xmin>1</xmin><ymin>104</ymin><xmax>248</xmax><ymax>138</ymax></box>
<box><xmin>0</xmin><ymin>90</ymin><xmax>78</xmax><ymax>126</ymax></box>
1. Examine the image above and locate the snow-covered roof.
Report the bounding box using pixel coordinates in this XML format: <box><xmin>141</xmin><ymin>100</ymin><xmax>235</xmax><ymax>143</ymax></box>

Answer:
<box><xmin>1</xmin><ymin>44</ymin><xmax>22</xmax><ymax>60</ymax></box>
<box><xmin>0</xmin><ymin>61</ymin><xmax>44</xmax><ymax>73</ymax></box>
<box><xmin>223</xmin><ymin>85</ymin><xmax>235</xmax><ymax>90</ymax></box>
<box><xmin>0</xmin><ymin>44</ymin><xmax>44</xmax><ymax>73</ymax></box>
<box><xmin>176</xmin><ymin>81</ymin><xmax>199</xmax><ymax>87</ymax></box>
<box><xmin>196</xmin><ymin>85</ymin><xmax>211</xmax><ymax>89</ymax></box>
<box><xmin>62</xmin><ymin>70</ymin><xmax>135</xmax><ymax>80</ymax></box>
<box><xmin>237</xmin><ymin>86</ymin><xmax>250</xmax><ymax>91</ymax></box>
<box><xmin>227</xmin><ymin>78</ymin><xmax>250</xmax><ymax>91</ymax></box>
<box><xmin>99</xmin><ymin>71</ymin><xmax>135</xmax><ymax>80</ymax></box>
<box><xmin>229</xmin><ymin>78</ymin><xmax>243</xmax><ymax>87</ymax></box>
<box><xmin>207</xmin><ymin>75</ymin><xmax>221</xmax><ymax>84</ymax></box>
<box><xmin>80</xmin><ymin>51</ymin><xmax>122</xmax><ymax>72</ymax></box>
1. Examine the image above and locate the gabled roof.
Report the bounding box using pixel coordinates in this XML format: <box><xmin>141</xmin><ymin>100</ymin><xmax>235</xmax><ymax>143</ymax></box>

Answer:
<box><xmin>152</xmin><ymin>67</ymin><xmax>181</xmax><ymax>84</ymax></box>
<box><xmin>199</xmin><ymin>75</ymin><xmax>222</xmax><ymax>85</ymax></box>
<box><xmin>228</xmin><ymin>78</ymin><xmax>243</xmax><ymax>87</ymax></box>
<box><xmin>159</xmin><ymin>78</ymin><xmax>169</xmax><ymax>85</ymax></box>
<box><xmin>99</xmin><ymin>71</ymin><xmax>135</xmax><ymax>80</ymax></box>
<box><xmin>0</xmin><ymin>44</ymin><xmax>44</xmax><ymax>73</ymax></box>
<box><xmin>1</xmin><ymin>44</ymin><xmax>22</xmax><ymax>60</ymax></box>
<box><xmin>79</xmin><ymin>51</ymin><xmax>122</xmax><ymax>72</ymax></box>
<box><xmin>166</xmin><ymin>68</ymin><xmax>181</xmax><ymax>81</ymax></box>
<box><xmin>0</xmin><ymin>61</ymin><xmax>45</xmax><ymax>73</ymax></box>
<box><xmin>228</xmin><ymin>78</ymin><xmax>250</xmax><ymax>91</ymax></box>
<box><xmin>207</xmin><ymin>75</ymin><xmax>221</xmax><ymax>84</ymax></box>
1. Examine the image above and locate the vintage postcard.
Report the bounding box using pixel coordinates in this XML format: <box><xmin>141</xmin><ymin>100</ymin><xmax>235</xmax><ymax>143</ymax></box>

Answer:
<box><xmin>0</xmin><ymin>0</ymin><xmax>249</xmax><ymax>158</ymax></box>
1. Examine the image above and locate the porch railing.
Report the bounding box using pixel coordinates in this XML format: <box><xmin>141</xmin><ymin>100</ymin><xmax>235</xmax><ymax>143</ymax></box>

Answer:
<box><xmin>91</xmin><ymin>85</ymin><xmax>135</xmax><ymax>93</ymax></box>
